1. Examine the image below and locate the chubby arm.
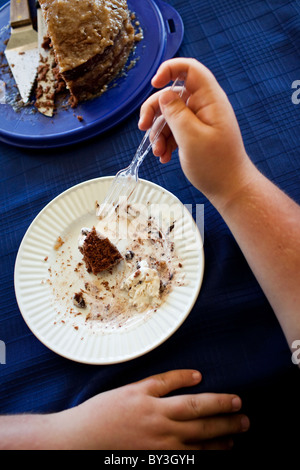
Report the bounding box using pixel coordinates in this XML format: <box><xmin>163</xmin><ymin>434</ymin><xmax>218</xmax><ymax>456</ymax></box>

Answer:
<box><xmin>139</xmin><ymin>58</ymin><xmax>300</xmax><ymax>351</ymax></box>
<box><xmin>218</xmin><ymin>168</ymin><xmax>300</xmax><ymax>351</ymax></box>
<box><xmin>0</xmin><ymin>370</ymin><xmax>248</xmax><ymax>450</ymax></box>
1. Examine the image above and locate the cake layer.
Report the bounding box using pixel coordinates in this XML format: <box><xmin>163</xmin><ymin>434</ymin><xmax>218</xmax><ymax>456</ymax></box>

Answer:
<box><xmin>63</xmin><ymin>20</ymin><xmax>134</xmax><ymax>103</ymax></box>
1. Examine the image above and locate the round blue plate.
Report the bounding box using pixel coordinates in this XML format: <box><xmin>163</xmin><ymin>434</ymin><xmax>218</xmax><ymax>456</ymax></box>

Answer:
<box><xmin>0</xmin><ymin>0</ymin><xmax>184</xmax><ymax>148</ymax></box>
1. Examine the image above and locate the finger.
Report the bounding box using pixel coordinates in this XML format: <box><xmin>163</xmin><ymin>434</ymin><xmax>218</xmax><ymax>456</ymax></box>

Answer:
<box><xmin>152</xmin><ymin>123</ymin><xmax>177</xmax><ymax>161</ymax></box>
<box><xmin>149</xmin><ymin>114</ymin><xmax>167</xmax><ymax>142</ymax></box>
<box><xmin>139</xmin><ymin>96</ymin><xmax>160</xmax><ymax>130</ymax></box>
<box><xmin>151</xmin><ymin>58</ymin><xmax>220</xmax><ymax>99</ymax></box>
<box><xmin>164</xmin><ymin>393</ymin><xmax>243</xmax><ymax>420</ymax></box>
<box><xmin>159</xmin><ymin>437</ymin><xmax>234</xmax><ymax>451</ymax></box>
<box><xmin>139</xmin><ymin>370</ymin><xmax>202</xmax><ymax>397</ymax></box>
<box><xmin>174</xmin><ymin>413</ymin><xmax>250</xmax><ymax>442</ymax></box>
<box><xmin>158</xmin><ymin>90</ymin><xmax>210</xmax><ymax>152</ymax></box>
<box><xmin>152</xmin><ymin>133</ymin><xmax>167</xmax><ymax>157</ymax></box>
<box><xmin>159</xmin><ymin>136</ymin><xmax>178</xmax><ymax>164</ymax></box>
<box><xmin>152</xmin><ymin>58</ymin><xmax>229</xmax><ymax>119</ymax></box>
<box><xmin>150</xmin><ymin>116</ymin><xmax>169</xmax><ymax>157</ymax></box>
<box><xmin>199</xmin><ymin>437</ymin><xmax>234</xmax><ymax>450</ymax></box>
<box><xmin>139</xmin><ymin>85</ymin><xmax>186</xmax><ymax>131</ymax></box>
<box><xmin>139</xmin><ymin>88</ymin><xmax>172</xmax><ymax>130</ymax></box>
<box><xmin>139</xmin><ymin>95</ymin><xmax>178</xmax><ymax>163</ymax></box>
<box><xmin>199</xmin><ymin>414</ymin><xmax>250</xmax><ymax>440</ymax></box>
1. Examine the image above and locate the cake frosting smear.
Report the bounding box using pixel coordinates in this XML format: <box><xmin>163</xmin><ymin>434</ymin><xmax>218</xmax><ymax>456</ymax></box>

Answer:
<box><xmin>121</xmin><ymin>260</ymin><xmax>161</xmax><ymax>310</ymax></box>
<box><xmin>45</xmin><ymin>200</ymin><xmax>185</xmax><ymax>334</ymax></box>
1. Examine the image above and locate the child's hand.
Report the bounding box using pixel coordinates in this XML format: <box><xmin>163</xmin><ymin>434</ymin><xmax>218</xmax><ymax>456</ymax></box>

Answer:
<box><xmin>68</xmin><ymin>370</ymin><xmax>249</xmax><ymax>450</ymax></box>
<box><xmin>139</xmin><ymin>58</ymin><xmax>255</xmax><ymax>208</ymax></box>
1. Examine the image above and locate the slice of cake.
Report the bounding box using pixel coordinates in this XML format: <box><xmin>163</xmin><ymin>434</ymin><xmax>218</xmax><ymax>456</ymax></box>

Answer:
<box><xmin>38</xmin><ymin>0</ymin><xmax>135</xmax><ymax>105</ymax></box>
<box><xmin>78</xmin><ymin>227</ymin><xmax>123</xmax><ymax>275</ymax></box>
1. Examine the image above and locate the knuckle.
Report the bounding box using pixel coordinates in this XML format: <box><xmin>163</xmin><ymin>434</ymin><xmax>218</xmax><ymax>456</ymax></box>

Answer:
<box><xmin>188</xmin><ymin>395</ymin><xmax>202</xmax><ymax>416</ymax></box>
<box><xmin>189</xmin><ymin>57</ymin><xmax>199</xmax><ymax>68</ymax></box>
<box><xmin>157</xmin><ymin>373</ymin><xmax>169</xmax><ymax>390</ymax></box>
<box><xmin>147</xmin><ymin>373</ymin><xmax>169</xmax><ymax>396</ymax></box>
<box><xmin>199</xmin><ymin>418</ymin><xmax>210</xmax><ymax>438</ymax></box>
<box><xmin>216</xmin><ymin>395</ymin><xmax>230</xmax><ymax>412</ymax></box>
<box><xmin>145</xmin><ymin>376</ymin><xmax>159</xmax><ymax>391</ymax></box>
<box><xmin>168</xmin><ymin>99</ymin><xmax>185</xmax><ymax>118</ymax></box>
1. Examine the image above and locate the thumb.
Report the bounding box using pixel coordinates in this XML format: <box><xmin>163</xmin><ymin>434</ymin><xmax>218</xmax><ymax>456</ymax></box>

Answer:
<box><xmin>159</xmin><ymin>89</ymin><xmax>200</xmax><ymax>146</ymax></box>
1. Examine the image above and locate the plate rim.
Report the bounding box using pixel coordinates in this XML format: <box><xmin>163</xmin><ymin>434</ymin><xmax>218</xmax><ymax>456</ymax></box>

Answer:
<box><xmin>14</xmin><ymin>176</ymin><xmax>204</xmax><ymax>364</ymax></box>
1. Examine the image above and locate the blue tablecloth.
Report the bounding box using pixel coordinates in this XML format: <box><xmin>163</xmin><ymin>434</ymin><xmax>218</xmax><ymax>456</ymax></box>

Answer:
<box><xmin>1</xmin><ymin>0</ymin><xmax>300</xmax><ymax>450</ymax></box>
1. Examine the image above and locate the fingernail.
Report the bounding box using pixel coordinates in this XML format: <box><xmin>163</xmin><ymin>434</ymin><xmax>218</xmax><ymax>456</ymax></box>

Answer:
<box><xmin>192</xmin><ymin>371</ymin><xmax>202</xmax><ymax>382</ymax></box>
<box><xmin>232</xmin><ymin>397</ymin><xmax>242</xmax><ymax>411</ymax></box>
<box><xmin>240</xmin><ymin>416</ymin><xmax>250</xmax><ymax>432</ymax></box>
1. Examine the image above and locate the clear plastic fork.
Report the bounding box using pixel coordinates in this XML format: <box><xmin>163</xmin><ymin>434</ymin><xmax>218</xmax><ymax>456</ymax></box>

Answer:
<box><xmin>96</xmin><ymin>77</ymin><xmax>186</xmax><ymax>219</ymax></box>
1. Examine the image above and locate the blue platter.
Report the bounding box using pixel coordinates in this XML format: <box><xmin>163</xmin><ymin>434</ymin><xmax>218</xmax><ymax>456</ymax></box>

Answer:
<box><xmin>0</xmin><ymin>0</ymin><xmax>184</xmax><ymax>148</ymax></box>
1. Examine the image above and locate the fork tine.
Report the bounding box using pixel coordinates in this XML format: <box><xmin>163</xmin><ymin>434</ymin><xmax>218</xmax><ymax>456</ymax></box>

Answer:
<box><xmin>96</xmin><ymin>175</ymin><xmax>137</xmax><ymax>218</ymax></box>
<box><xmin>96</xmin><ymin>183</ymin><xmax>121</xmax><ymax>218</ymax></box>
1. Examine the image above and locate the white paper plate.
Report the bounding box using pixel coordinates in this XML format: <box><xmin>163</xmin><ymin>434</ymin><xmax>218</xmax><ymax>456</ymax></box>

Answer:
<box><xmin>14</xmin><ymin>177</ymin><xmax>204</xmax><ymax>364</ymax></box>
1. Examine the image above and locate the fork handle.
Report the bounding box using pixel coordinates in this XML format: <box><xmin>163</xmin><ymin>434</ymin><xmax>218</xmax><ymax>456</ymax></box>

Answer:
<box><xmin>129</xmin><ymin>77</ymin><xmax>186</xmax><ymax>175</ymax></box>
<box><xmin>129</xmin><ymin>121</ymin><xmax>164</xmax><ymax>173</ymax></box>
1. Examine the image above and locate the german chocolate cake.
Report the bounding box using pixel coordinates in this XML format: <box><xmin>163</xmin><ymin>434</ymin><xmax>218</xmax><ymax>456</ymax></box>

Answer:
<box><xmin>78</xmin><ymin>227</ymin><xmax>123</xmax><ymax>275</ymax></box>
<box><xmin>39</xmin><ymin>0</ymin><xmax>136</xmax><ymax>105</ymax></box>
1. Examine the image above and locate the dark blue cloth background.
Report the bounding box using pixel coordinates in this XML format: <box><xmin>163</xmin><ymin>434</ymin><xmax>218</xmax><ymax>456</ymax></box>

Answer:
<box><xmin>1</xmin><ymin>0</ymin><xmax>300</xmax><ymax>450</ymax></box>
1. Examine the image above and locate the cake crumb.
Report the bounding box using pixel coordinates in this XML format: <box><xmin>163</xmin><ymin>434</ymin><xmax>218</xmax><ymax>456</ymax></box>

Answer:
<box><xmin>73</xmin><ymin>291</ymin><xmax>86</xmax><ymax>309</ymax></box>
<box><xmin>54</xmin><ymin>236</ymin><xmax>64</xmax><ymax>250</ymax></box>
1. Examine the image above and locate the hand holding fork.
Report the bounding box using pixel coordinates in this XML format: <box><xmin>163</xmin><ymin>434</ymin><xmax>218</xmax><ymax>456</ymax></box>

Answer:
<box><xmin>96</xmin><ymin>76</ymin><xmax>186</xmax><ymax>220</ymax></box>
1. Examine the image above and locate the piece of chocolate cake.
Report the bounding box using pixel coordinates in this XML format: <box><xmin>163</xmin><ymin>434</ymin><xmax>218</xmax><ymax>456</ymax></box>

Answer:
<box><xmin>38</xmin><ymin>0</ymin><xmax>135</xmax><ymax>105</ymax></box>
<box><xmin>79</xmin><ymin>227</ymin><xmax>123</xmax><ymax>275</ymax></box>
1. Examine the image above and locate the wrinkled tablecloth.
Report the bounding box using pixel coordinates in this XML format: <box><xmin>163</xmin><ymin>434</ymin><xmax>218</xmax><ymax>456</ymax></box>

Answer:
<box><xmin>1</xmin><ymin>0</ymin><xmax>300</xmax><ymax>450</ymax></box>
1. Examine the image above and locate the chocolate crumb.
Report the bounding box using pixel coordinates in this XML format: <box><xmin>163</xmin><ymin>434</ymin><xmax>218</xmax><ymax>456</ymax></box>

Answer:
<box><xmin>167</xmin><ymin>222</ymin><xmax>175</xmax><ymax>234</ymax></box>
<box><xmin>125</xmin><ymin>250</ymin><xmax>135</xmax><ymax>260</ymax></box>
<box><xmin>73</xmin><ymin>292</ymin><xmax>86</xmax><ymax>309</ymax></box>
<box><xmin>160</xmin><ymin>280</ymin><xmax>167</xmax><ymax>293</ymax></box>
